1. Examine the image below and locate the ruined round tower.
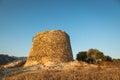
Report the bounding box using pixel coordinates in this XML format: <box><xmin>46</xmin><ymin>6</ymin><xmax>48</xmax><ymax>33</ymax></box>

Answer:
<box><xmin>24</xmin><ymin>30</ymin><xmax>73</xmax><ymax>66</ymax></box>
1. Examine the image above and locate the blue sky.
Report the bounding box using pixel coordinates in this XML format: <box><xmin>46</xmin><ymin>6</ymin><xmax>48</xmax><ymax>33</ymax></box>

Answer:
<box><xmin>0</xmin><ymin>0</ymin><xmax>120</xmax><ymax>59</ymax></box>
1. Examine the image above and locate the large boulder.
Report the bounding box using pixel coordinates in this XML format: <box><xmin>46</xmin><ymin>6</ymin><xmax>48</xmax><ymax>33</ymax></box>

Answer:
<box><xmin>24</xmin><ymin>30</ymin><xmax>73</xmax><ymax>66</ymax></box>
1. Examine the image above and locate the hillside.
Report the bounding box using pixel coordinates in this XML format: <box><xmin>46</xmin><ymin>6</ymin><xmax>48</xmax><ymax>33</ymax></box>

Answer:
<box><xmin>0</xmin><ymin>54</ymin><xmax>26</xmax><ymax>65</ymax></box>
<box><xmin>0</xmin><ymin>54</ymin><xmax>16</xmax><ymax>65</ymax></box>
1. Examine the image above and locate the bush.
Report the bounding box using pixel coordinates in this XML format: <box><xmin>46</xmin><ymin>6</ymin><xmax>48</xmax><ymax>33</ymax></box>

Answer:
<box><xmin>76</xmin><ymin>48</ymin><xmax>113</xmax><ymax>63</ymax></box>
<box><xmin>103</xmin><ymin>56</ymin><xmax>112</xmax><ymax>61</ymax></box>
<box><xmin>76</xmin><ymin>51</ymin><xmax>87</xmax><ymax>62</ymax></box>
<box><xmin>87</xmin><ymin>49</ymin><xmax>104</xmax><ymax>63</ymax></box>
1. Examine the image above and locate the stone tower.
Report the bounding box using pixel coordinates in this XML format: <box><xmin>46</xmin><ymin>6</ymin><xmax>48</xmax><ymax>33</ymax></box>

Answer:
<box><xmin>24</xmin><ymin>30</ymin><xmax>73</xmax><ymax>66</ymax></box>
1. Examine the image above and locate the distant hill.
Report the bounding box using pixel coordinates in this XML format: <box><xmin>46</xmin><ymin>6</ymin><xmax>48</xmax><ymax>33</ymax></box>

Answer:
<box><xmin>0</xmin><ymin>54</ymin><xmax>26</xmax><ymax>65</ymax></box>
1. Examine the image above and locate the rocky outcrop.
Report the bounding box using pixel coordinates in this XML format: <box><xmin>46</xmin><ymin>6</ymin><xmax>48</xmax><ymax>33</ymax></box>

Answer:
<box><xmin>24</xmin><ymin>30</ymin><xmax>73</xmax><ymax>66</ymax></box>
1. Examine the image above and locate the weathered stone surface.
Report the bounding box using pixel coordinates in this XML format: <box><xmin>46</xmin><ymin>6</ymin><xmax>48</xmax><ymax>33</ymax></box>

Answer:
<box><xmin>24</xmin><ymin>30</ymin><xmax>73</xmax><ymax>66</ymax></box>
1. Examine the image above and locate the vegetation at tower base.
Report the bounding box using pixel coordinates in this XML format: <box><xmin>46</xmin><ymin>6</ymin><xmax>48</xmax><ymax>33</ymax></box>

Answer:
<box><xmin>24</xmin><ymin>30</ymin><xmax>73</xmax><ymax>66</ymax></box>
<box><xmin>76</xmin><ymin>48</ymin><xmax>112</xmax><ymax>63</ymax></box>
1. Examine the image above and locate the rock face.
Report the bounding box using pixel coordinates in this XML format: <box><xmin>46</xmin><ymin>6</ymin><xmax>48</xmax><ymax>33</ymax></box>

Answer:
<box><xmin>24</xmin><ymin>30</ymin><xmax>73</xmax><ymax>66</ymax></box>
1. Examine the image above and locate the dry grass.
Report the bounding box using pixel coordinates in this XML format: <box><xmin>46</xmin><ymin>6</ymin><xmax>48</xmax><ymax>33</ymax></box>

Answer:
<box><xmin>113</xmin><ymin>60</ymin><xmax>120</xmax><ymax>68</ymax></box>
<box><xmin>3</xmin><ymin>68</ymin><xmax>120</xmax><ymax>80</ymax></box>
<box><xmin>2</xmin><ymin>61</ymin><xmax>120</xmax><ymax>80</ymax></box>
